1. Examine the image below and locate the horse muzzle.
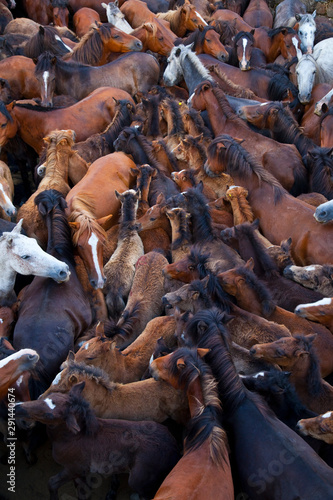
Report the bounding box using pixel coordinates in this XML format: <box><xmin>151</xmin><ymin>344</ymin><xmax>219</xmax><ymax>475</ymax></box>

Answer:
<box><xmin>54</xmin><ymin>265</ymin><xmax>71</xmax><ymax>283</ymax></box>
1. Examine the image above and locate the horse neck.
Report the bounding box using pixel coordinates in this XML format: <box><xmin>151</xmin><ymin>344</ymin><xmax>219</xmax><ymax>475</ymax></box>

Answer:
<box><xmin>0</xmin><ymin>241</ymin><xmax>17</xmax><ymax>305</ymax></box>
<box><xmin>229</xmin><ymin>194</ymin><xmax>254</xmax><ymax>225</ymax></box>
<box><xmin>266</xmin><ymin>33</ymin><xmax>282</xmax><ymax>62</ymax></box>
<box><xmin>186</xmin><ymin>376</ymin><xmax>205</xmax><ymax>417</ymax></box>
<box><xmin>170</xmin><ymin>219</ymin><xmax>191</xmax><ymax>251</ymax></box>
<box><xmin>289</xmin><ymin>353</ymin><xmax>314</xmax><ymax>397</ymax></box>
<box><xmin>41</xmin><ymin>145</ymin><xmax>70</xmax><ymax>185</ymax></box>
<box><xmin>271</xmin><ymin>113</ymin><xmax>314</xmax><ymax>156</ymax></box>
<box><xmin>183</xmin><ymin>54</ymin><xmax>211</xmax><ymax>96</ymax></box>
<box><xmin>234</xmin><ymin>281</ymin><xmax>266</xmax><ymax>316</ymax></box>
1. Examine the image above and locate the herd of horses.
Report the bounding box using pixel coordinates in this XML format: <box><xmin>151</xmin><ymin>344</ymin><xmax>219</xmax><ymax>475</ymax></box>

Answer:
<box><xmin>1</xmin><ymin>0</ymin><xmax>333</xmax><ymax>498</ymax></box>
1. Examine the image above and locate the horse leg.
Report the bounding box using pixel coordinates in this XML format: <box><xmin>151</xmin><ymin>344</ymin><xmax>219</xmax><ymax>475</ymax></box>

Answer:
<box><xmin>48</xmin><ymin>469</ymin><xmax>73</xmax><ymax>500</ymax></box>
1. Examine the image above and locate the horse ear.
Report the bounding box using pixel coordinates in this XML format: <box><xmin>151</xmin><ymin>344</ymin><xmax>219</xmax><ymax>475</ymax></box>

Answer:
<box><xmin>197</xmin><ymin>348</ymin><xmax>210</xmax><ymax>358</ymax></box>
<box><xmin>32</xmin><ymin>58</ymin><xmax>38</xmax><ymax>65</ymax></box>
<box><xmin>66</xmin><ymin>411</ymin><xmax>81</xmax><ymax>434</ymax></box>
<box><xmin>312</xmin><ymin>10</ymin><xmax>316</xmax><ymax>19</ymax></box>
<box><xmin>156</xmin><ymin>192</ymin><xmax>166</xmax><ymax>205</ymax></box>
<box><xmin>6</xmin><ymin>101</ymin><xmax>15</xmax><ymax>112</ymax></box>
<box><xmin>305</xmin><ymin>333</ymin><xmax>317</xmax><ymax>345</ymax></box>
<box><xmin>296</xmin><ymin>45</ymin><xmax>303</xmax><ymax>62</ymax></box>
<box><xmin>197</xmin><ymin>320</ymin><xmax>208</xmax><ymax>336</ymax></box>
<box><xmin>11</xmin><ymin>218</ymin><xmax>23</xmax><ymax>235</ymax></box>
<box><xmin>144</xmin><ymin>22</ymin><xmax>154</xmax><ymax>33</ymax></box>
<box><xmin>95</xmin><ymin>321</ymin><xmax>104</xmax><ymax>337</ymax></box>
<box><xmin>96</xmin><ymin>214</ymin><xmax>113</xmax><ymax>230</ymax></box>
<box><xmin>39</xmin><ymin>25</ymin><xmax>45</xmax><ymax>35</ymax></box>
<box><xmin>250</xmin><ymin>28</ymin><xmax>255</xmax><ymax>35</ymax></box>
<box><xmin>252</xmin><ymin>219</ymin><xmax>260</xmax><ymax>230</ymax></box>
<box><xmin>115</xmin><ymin>190</ymin><xmax>121</xmax><ymax>199</ymax></box>
<box><xmin>295</xmin><ymin>13</ymin><xmax>302</xmax><ymax>22</ymax></box>
<box><xmin>101</xmin><ymin>2</ymin><xmax>107</xmax><ymax>8</ymax></box>
<box><xmin>314</xmin><ymin>48</ymin><xmax>322</xmax><ymax>61</ymax></box>
<box><xmin>175</xmin><ymin>47</ymin><xmax>181</xmax><ymax>57</ymax></box>
<box><xmin>71</xmin><ymin>380</ymin><xmax>85</xmax><ymax>397</ymax></box>
<box><xmin>69</xmin><ymin>221</ymin><xmax>80</xmax><ymax>231</ymax></box>
<box><xmin>176</xmin><ymin>357</ymin><xmax>186</xmax><ymax>370</ymax></box>
<box><xmin>245</xmin><ymin>258</ymin><xmax>254</xmax><ymax>271</ymax></box>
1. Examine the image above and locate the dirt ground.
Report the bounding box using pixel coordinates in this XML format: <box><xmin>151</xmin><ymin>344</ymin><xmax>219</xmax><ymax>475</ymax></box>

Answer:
<box><xmin>0</xmin><ymin>439</ymin><xmax>133</xmax><ymax>500</ymax></box>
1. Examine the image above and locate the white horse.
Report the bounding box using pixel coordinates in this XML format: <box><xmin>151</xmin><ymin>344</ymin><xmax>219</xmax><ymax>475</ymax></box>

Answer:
<box><xmin>0</xmin><ymin>219</ymin><xmax>70</xmax><ymax>306</ymax></box>
<box><xmin>295</xmin><ymin>37</ymin><xmax>333</xmax><ymax>104</ymax></box>
<box><xmin>314</xmin><ymin>199</ymin><xmax>333</xmax><ymax>224</ymax></box>
<box><xmin>296</xmin><ymin>10</ymin><xmax>316</xmax><ymax>54</ymax></box>
<box><xmin>102</xmin><ymin>1</ymin><xmax>133</xmax><ymax>33</ymax></box>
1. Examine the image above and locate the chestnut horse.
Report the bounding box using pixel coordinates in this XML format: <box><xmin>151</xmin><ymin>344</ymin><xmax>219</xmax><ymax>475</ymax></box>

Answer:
<box><xmin>295</xmin><ymin>297</ymin><xmax>333</xmax><ymax>333</ymax></box>
<box><xmin>177</xmin><ymin>26</ymin><xmax>229</xmax><ymax>61</ymax></box>
<box><xmin>0</xmin><ymin>87</ymin><xmax>134</xmax><ymax>153</ymax></box>
<box><xmin>131</xmin><ymin>21</ymin><xmax>176</xmax><ymax>56</ymax></box>
<box><xmin>0</xmin><ymin>55</ymin><xmax>40</xmax><ymax>99</ymax></box>
<box><xmin>243</xmin><ymin>0</ymin><xmax>273</xmax><ymax>28</ymax></box>
<box><xmin>22</xmin><ymin>0</ymin><xmax>69</xmax><ymax>26</ymax></box>
<box><xmin>66</xmin><ymin>151</ymin><xmax>136</xmax><ymax>289</ymax></box>
<box><xmin>0</xmin><ymin>348</ymin><xmax>39</xmax><ymax>399</ymax></box>
<box><xmin>151</xmin><ymin>347</ymin><xmax>234</xmax><ymax>500</ymax></box>
<box><xmin>0</xmin><ymin>160</ymin><xmax>15</xmax><ymax>220</ymax></box>
<box><xmin>190</xmin><ymin>81</ymin><xmax>306</xmax><ymax>194</ymax></box>
<box><xmin>157</xmin><ymin>3</ymin><xmax>207</xmax><ymax>37</ymax></box>
<box><xmin>204</xmin><ymin>131</ymin><xmax>333</xmax><ymax>266</ymax></box>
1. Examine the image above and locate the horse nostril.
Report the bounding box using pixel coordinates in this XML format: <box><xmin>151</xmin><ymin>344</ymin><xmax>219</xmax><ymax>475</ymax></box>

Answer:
<box><xmin>58</xmin><ymin>269</ymin><xmax>68</xmax><ymax>279</ymax></box>
<box><xmin>136</xmin><ymin>41</ymin><xmax>143</xmax><ymax>50</ymax></box>
<box><xmin>90</xmin><ymin>279</ymin><xmax>97</xmax><ymax>288</ymax></box>
<box><xmin>249</xmin><ymin>348</ymin><xmax>256</xmax><ymax>355</ymax></box>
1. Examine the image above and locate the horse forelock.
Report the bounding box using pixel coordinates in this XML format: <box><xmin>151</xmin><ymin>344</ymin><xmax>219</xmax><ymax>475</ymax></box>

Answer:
<box><xmin>267</xmin><ymin>26</ymin><xmax>297</xmax><ymax>38</ymax></box>
<box><xmin>63</xmin><ymin>361</ymin><xmax>116</xmax><ymax>390</ymax></box>
<box><xmin>234</xmin><ymin>30</ymin><xmax>254</xmax><ymax>44</ymax></box>
<box><xmin>69</xmin><ymin>198</ymin><xmax>107</xmax><ymax>245</ymax></box>
<box><xmin>298</xmin><ymin>13</ymin><xmax>316</xmax><ymax>28</ymax></box>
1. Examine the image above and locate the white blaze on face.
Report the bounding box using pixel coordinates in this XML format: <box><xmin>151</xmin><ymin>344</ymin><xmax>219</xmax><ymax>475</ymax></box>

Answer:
<box><xmin>296</xmin><ymin>297</ymin><xmax>332</xmax><ymax>311</ymax></box>
<box><xmin>55</xmin><ymin>34</ymin><xmax>73</xmax><ymax>53</ymax></box>
<box><xmin>195</xmin><ymin>11</ymin><xmax>207</xmax><ymax>26</ymax></box>
<box><xmin>43</xmin><ymin>71</ymin><xmax>49</xmax><ymax>98</ymax></box>
<box><xmin>52</xmin><ymin>371</ymin><xmax>62</xmax><ymax>386</ymax></box>
<box><xmin>88</xmin><ymin>232</ymin><xmax>104</xmax><ymax>287</ymax></box>
<box><xmin>303</xmin><ymin>265</ymin><xmax>316</xmax><ymax>272</ymax></box>
<box><xmin>241</xmin><ymin>37</ymin><xmax>248</xmax><ymax>68</ymax></box>
<box><xmin>44</xmin><ymin>398</ymin><xmax>56</xmax><ymax>410</ymax></box>
<box><xmin>322</xmin><ymin>411</ymin><xmax>332</xmax><ymax>419</ymax></box>
<box><xmin>0</xmin><ymin>183</ymin><xmax>14</xmax><ymax>209</ymax></box>
<box><xmin>0</xmin><ymin>349</ymin><xmax>38</xmax><ymax>369</ymax></box>
<box><xmin>292</xmin><ymin>36</ymin><xmax>299</xmax><ymax>51</ymax></box>
<box><xmin>253</xmin><ymin>371</ymin><xmax>265</xmax><ymax>378</ymax></box>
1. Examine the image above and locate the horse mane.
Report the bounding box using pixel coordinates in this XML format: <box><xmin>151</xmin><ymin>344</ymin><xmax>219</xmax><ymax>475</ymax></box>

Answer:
<box><xmin>306</xmin><ymin>146</ymin><xmax>333</xmax><ymax>198</ymax></box>
<box><xmin>24</xmin><ymin>26</ymin><xmax>68</xmax><ymax>58</ymax></box>
<box><xmin>229</xmin><ymin>187</ymin><xmax>254</xmax><ymax>224</ymax></box>
<box><xmin>161</xmin><ymin>97</ymin><xmax>185</xmax><ymax>136</ymax></box>
<box><xmin>65</xmin><ymin>388</ymin><xmax>100</xmax><ymax>436</ymax></box>
<box><xmin>211</xmin><ymin>20</ymin><xmax>237</xmax><ymax>45</ymax></box>
<box><xmin>168</xmin><ymin>207</ymin><xmax>192</xmax><ymax>249</ymax></box>
<box><xmin>293</xmin><ymin>334</ymin><xmax>326</xmax><ymax>396</ymax></box>
<box><xmin>183</xmin><ymin>108</ymin><xmax>212</xmax><ymax>138</ymax></box>
<box><xmin>268</xmin><ymin>71</ymin><xmax>299</xmax><ymax>101</ymax></box>
<box><xmin>159</xmin><ymin>4</ymin><xmax>190</xmax><ymax>32</ymax></box>
<box><xmin>187</xmin><ymin>245</ymin><xmax>210</xmax><ymax>276</ymax></box>
<box><xmin>63</xmin><ymin>361</ymin><xmax>117</xmax><ymax>391</ymax></box>
<box><xmin>0</xmin><ymin>100</ymin><xmax>13</xmax><ymax>123</ymax></box>
<box><xmin>208</xmin><ymin>133</ymin><xmax>286</xmax><ymax>203</ymax></box>
<box><xmin>66</xmin><ymin>23</ymin><xmax>114</xmax><ymax>65</ymax></box>
<box><xmin>267</xmin><ymin>26</ymin><xmax>297</xmax><ymax>38</ymax></box>
<box><xmin>15</xmin><ymin>102</ymin><xmax>58</xmax><ymax>112</ymax></box>
<box><xmin>153</xmin><ymin>138</ymin><xmax>179</xmax><ymax>172</ymax></box>
<box><xmin>166</xmin><ymin>347</ymin><xmax>229</xmax><ymax>466</ymax></box>
<box><xmin>51</xmin><ymin>0</ymin><xmax>69</xmax><ymax>7</ymax></box>
<box><xmin>209</xmin><ymin>65</ymin><xmax>259</xmax><ymax>100</ymax></box>
<box><xmin>102</xmin><ymin>99</ymin><xmax>135</xmax><ymax>149</ymax></box>
<box><xmin>182</xmin><ymin>184</ymin><xmax>214</xmax><ymax>241</ymax></box>
<box><xmin>118</xmin><ymin>126</ymin><xmax>163</xmax><ymax>171</ymax></box>
<box><xmin>232</xmin><ymin>264</ymin><xmax>276</xmax><ymax>316</ymax></box>
<box><xmin>68</xmin><ymin>195</ymin><xmax>107</xmax><ymax>245</ymax></box>
<box><xmin>35</xmin><ymin>189</ymin><xmax>76</xmax><ymax>266</ymax></box>
<box><xmin>103</xmin><ymin>301</ymin><xmax>141</xmax><ymax>343</ymax></box>
<box><xmin>176</xmin><ymin>45</ymin><xmax>212</xmax><ymax>82</ymax></box>
<box><xmin>233</xmin><ymin>30</ymin><xmax>254</xmax><ymax>45</ymax></box>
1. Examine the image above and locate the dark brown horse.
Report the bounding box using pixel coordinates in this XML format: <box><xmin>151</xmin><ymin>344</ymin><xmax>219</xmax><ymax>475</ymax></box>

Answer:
<box><xmin>183</xmin><ymin>308</ymin><xmax>333</xmax><ymax>500</ymax></box>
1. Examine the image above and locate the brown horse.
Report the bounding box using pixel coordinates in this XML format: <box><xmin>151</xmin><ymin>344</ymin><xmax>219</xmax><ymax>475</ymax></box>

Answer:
<box><xmin>0</xmin><ymin>87</ymin><xmax>135</xmax><ymax>153</ymax></box>
<box><xmin>73</xmin><ymin>7</ymin><xmax>101</xmax><ymax>38</ymax></box>
<box><xmin>178</xmin><ymin>26</ymin><xmax>229</xmax><ymax>61</ymax></box>
<box><xmin>15</xmin><ymin>382</ymin><xmax>180</xmax><ymax>499</ymax></box>
<box><xmin>0</xmin><ymin>55</ymin><xmax>40</xmax><ymax>99</ymax></box>
<box><xmin>22</xmin><ymin>0</ymin><xmax>69</xmax><ymax>26</ymax></box>
<box><xmin>243</xmin><ymin>0</ymin><xmax>273</xmax><ymax>28</ymax></box>
<box><xmin>157</xmin><ymin>3</ymin><xmax>207</xmax><ymax>37</ymax></box>
<box><xmin>250</xmin><ymin>334</ymin><xmax>333</xmax><ymax>414</ymax></box>
<box><xmin>191</xmin><ymin>81</ymin><xmax>306</xmax><ymax>193</ymax></box>
<box><xmin>295</xmin><ymin>298</ymin><xmax>333</xmax><ymax>333</ymax></box>
<box><xmin>131</xmin><ymin>21</ymin><xmax>176</xmax><ymax>56</ymax></box>
<box><xmin>75</xmin><ymin>315</ymin><xmax>177</xmax><ymax>383</ymax></box>
<box><xmin>63</xmin><ymin>22</ymin><xmax>142</xmax><ymax>65</ymax></box>
<box><xmin>283</xmin><ymin>264</ymin><xmax>333</xmax><ymax>296</ymax></box>
<box><xmin>151</xmin><ymin>347</ymin><xmax>234</xmax><ymax>500</ymax></box>
<box><xmin>218</xmin><ymin>260</ymin><xmax>333</xmax><ymax>377</ymax></box>
<box><xmin>0</xmin><ymin>348</ymin><xmax>39</xmax><ymax>400</ymax></box>
<box><xmin>204</xmin><ymin>131</ymin><xmax>333</xmax><ymax>266</ymax></box>
<box><xmin>66</xmin><ymin>151</ymin><xmax>136</xmax><ymax>289</ymax></box>
<box><xmin>297</xmin><ymin>411</ymin><xmax>333</xmax><ymax>445</ymax></box>
<box><xmin>40</xmin><ymin>359</ymin><xmax>189</xmax><ymax>423</ymax></box>
<box><xmin>0</xmin><ymin>159</ymin><xmax>15</xmax><ymax>220</ymax></box>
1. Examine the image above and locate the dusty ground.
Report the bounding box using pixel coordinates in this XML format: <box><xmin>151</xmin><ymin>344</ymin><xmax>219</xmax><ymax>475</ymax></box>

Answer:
<box><xmin>0</xmin><ymin>438</ymin><xmax>133</xmax><ymax>500</ymax></box>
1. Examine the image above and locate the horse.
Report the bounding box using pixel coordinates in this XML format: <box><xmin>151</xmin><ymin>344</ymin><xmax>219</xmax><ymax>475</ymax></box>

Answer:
<box><xmin>15</xmin><ymin>382</ymin><xmax>181</xmax><ymax>499</ymax></box>
<box><xmin>203</xmin><ymin>130</ymin><xmax>333</xmax><ymax>266</ymax></box>
<box><xmin>102</xmin><ymin>0</ymin><xmax>132</xmax><ymax>33</ymax></box>
<box><xmin>66</xmin><ymin>0</ymin><xmax>108</xmax><ymax>21</ymax></box>
<box><xmin>297</xmin><ymin>411</ymin><xmax>333</xmax><ymax>445</ymax></box>
<box><xmin>191</xmin><ymin>82</ymin><xmax>306</xmax><ymax>193</ymax></box>
<box><xmin>66</xmin><ymin>152</ymin><xmax>136</xmax><ymax>289</ymax></box>
<box><xmin>303</xmin><ymin>146</ymin><xmax>333</xmax><ymax>199</ymax></box>
<box><xmin>320</xmin><ymin>107</ymin><xmax>333</xmax><ymax>149</ymax></box>
<box><xmin>273</xmin><ymin>0</ymin><xmax>306</xmax><ymax>29</ymax></box>
<box><xmin>73</xmin><ymin>7</ymin><xmax>101</xmax><ymax>38</ymax></box>
<box><xmin>21</xmin><ymin>0</ymin><xmax>69</xmax><ymax>26</ymax></box>
<box><xmin>150</xmin><ymin>347</ymin><xmax>234</xmax><ymax>500</ymax></box>
<box><xmin>13</xmin><ymin>190</ymin><xmax>92</xmax><ymax>398</ymax></box>
<box><xmin>23</xmin><ymin>25</ymin><xmax>72</xmax><ymax>59</ymax></box>
<box><xmin>217</xmin><ymin>260</ymin><xmax>333</xmax><ymax>377</ymax></box>
<box><xmin>157</xmin><ymin>3</ymin><xmax>207</xmax><ymax>38</ymax></box>
<box><xmin>227</xmin><ymin>30</ymin><xmax>266</xmax><ymax>71</ymax></box>
<box><xmin>295</xmin><ymin>38</ymin><xmax>333</xmax><ymax>104</ymax></box>
<box><xmin>131</xmin><ymin>21</ymin><xmax>176</xmax><ymax>56</ymax></box>
<box><xmin>296</xmin><ymin>10</ymin><xmax>317</xmax><ymax>54</ymax></box>
<box><xmin>243</xmin><ymin>0</ymin><xmax>273</xmax><ymax>28</ymax></box>
<box><xmin>0</xmin><ymin>219</ymin><xmax>70</xmax><ymax>307</ymax></box>
<box><xmin>283</xmin><ymin>264</ymin><xmax>333</xmax><ymax>297</ymax></box>
<box><xmin>166</xmin><ymin>207</ymin><xmax>192</xmax><ymax>262</ymax></box>
<box><xmin>32</xmin><ymin>51</ymin><xmax>160</xmax><ymax>101</ymax></box>
<box><xmin>314</xmin><ymin>199</ymin><xmax>333</xmax><ymax>224</ymax></box>
<box><xmin>103</xmin><ymin>189</ymin><xmax>144</xmax><ymax>320</ymax></box>
<box><xmin>176</xmin><ymin>26</ymin><xmax>228</xmax><ymax>62</ymax></box>
<box><xmin>0</xmin><ymin>348</ymin><xmax>39</xmax><ymax>400</ymax></box>
<box><xmin>40</xmin><ymin>359</ymin><xmax>189</xmax><ymax>423</ymax></box>
<box><xmin>0</xmin><ymin>87</ymin><xmax>133</xmax><ymax>152</ymax></box>
<box><xmin>75</xmin><ymin>315</ymin><xmax>177</xmax><ymax>383</ymax></box>
<box><xmin>17</xmin><ymin>129</ymin><xmax>76</xmax><ymax>246</ymax></box>
<box><xmin>64</xmin><ymin>22</ymin><xmax>142</xmax><ymax>66</ymax></box>
<box><xmin>0</xmin><ymin>55</ymin><xmax>40</xmax><ymax>99</ymax></box>
<box><xmin>295</xmin><ymin>297</ymin><xmax>333</xmax><ymax>333</ymax></box>
<box><xmin>183</xmin><ymin>308</ymin><xmax>333</xmax><ymax>500</ymax></box>
<box><xmin>0</xmin><ymin>159</ymin><xmax>15</xmax><ymax>220</ymax></box>
<box><xmin>238</xmin><ymin>100</ymin><xmax>317</xmax><ymax>156</ymax></box>
<box><xmin>250</xmin><ymin>334</ymin><xmax>333</xmax><ymax>414</ymax></box>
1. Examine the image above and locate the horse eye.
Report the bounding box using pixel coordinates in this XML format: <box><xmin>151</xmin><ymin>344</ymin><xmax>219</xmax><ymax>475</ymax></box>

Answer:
<box><xmin>188</xmin><ymin>265</ymin><xmax>195</xmax><ymax>271</ymax></box>
<box><xmin>113</xmin><ymin>34</ymin><xmax>120</xmax><ymax>39</ymax></box>
<box><xmin>0</xmin><ymin>122</ymin><xmax>6</xmax><ymax>128</ymax></box>
<box><xmin>21</xmin><ymin>255</ymin><xmax>30</xmax><ymax>260</ymax></box>
<box><xmin>158</xmin><ymin>37</ymin><xmax>164</xmax><ymax>41</ymax></box>
<box><xmin>299</xmin><ymin>31</ymin><xmax>303</xmax><ymax>36</ymax></box>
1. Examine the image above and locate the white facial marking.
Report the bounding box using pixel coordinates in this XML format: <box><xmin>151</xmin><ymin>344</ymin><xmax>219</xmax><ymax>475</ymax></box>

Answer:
<box><xmin>0</xmin><ymin>349</ymin><xmax>37</xmax><ymax>369</ymax></box>
<box><xmin>241</xmin><ymin>37</ymin><xmax>248</xmax><ymax>67</ymax></box>
<box><xmin>228</xmin><ymin>185</ymin><xmax>241</xmax><ymax>190</ymax></box>
<box><xmin>16</xmin><ymin>375</ymin><xmax>23</xmax><ymax>386</ymax></box>
<box><xmin>292</xmin><ymin>36</ymin><xmax>299</xmax><ymax>50</ymax></box>
<box><xmin>84</xmin><ymin>342</ymin><xmax>89</xmax><ymax>350</ymax></box>
<box><xmin>149</xmin><ymin>354</ymin><xmax>154</xmax><ymax>365</ymax></box>
<box><xmin>296</xmin><ymin>297</ymin><xmax>332</xmax><ymax>311</ymax></box>
<box><xmin>44</xmin><ymin>398</ymin><xmax>56</xmax><ymax>410</ymax></box>
<box><xmin>43</xmin><ymin>71</ymin><xmax>49</xmax><ymax>97</ymax></box>
<box><xmin>0</xmin><ymin>318</ymin><xmax>3</xmax><ymax>324</ymax></box>
<box><xmin>253</xmin><ymin>371</ymin><xmax>265</xmax><ymax>378</ymax></box>
<box><xmin>259</xmin><ymin>102</ymin><xmax>269</xmax><ymax>106</ymax></box>
<box><xmin>195</xmin><ymin>11</ymin><xmax>207</xmax><ymax>25</ymax></box>
<box><xmin>55</xmin><ymin>35</ymin><xmax>73</xmax><ymax>53</ymax></box>
<box><xmin>0</xmin><ymin>183</ymin><xmax>14</xmax><ymax>208</ymax></box>
<box><xmin>322</xmin><ymin>411</ymin><xmax>332</xmax><ymax>419</ymax></box>
<box><xmin>304</xmin><ymin>265</ymin><xmax>316</xmax><ymax>271</ymax></box>
<box><xmin>187</xmin><ymin>92</ymin><xmax>195</xmax><ymax>104</ymax></box>
<box><xmin>52</xmin><ymin>371</ymin><xmax>62</xmax><ymax>385</ymax></box>
<box><xmin>88</xmin><ymin>232</ymin><xmax>103</xmax><ymax>286</ymax></box>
